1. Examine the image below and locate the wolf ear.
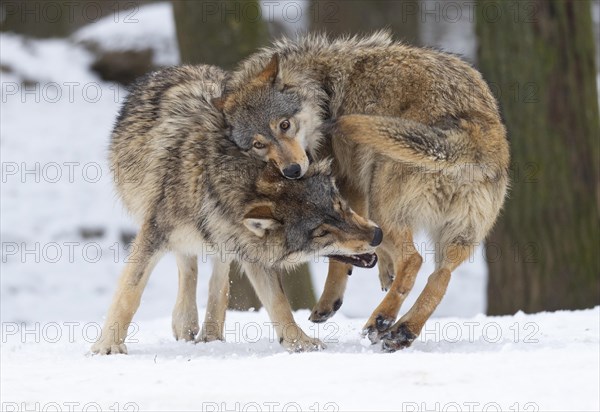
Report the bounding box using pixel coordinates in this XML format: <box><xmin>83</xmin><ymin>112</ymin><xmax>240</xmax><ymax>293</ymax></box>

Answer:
<box><xmin>243</xmin><ymin>204</ymin><xmax>280</xmax><ymax>237</ymax></box>
<box><xmin>256</xmin><ymin>54</ymin><xmax>280</xmax><ymax>84</ymax></box>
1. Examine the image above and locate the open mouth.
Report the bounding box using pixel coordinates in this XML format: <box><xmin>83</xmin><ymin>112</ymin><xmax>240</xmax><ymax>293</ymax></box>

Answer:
<box><xmin>328</xmin><ymin>253</ymin><xmax>378</xmax><ymax>268</ymax></box>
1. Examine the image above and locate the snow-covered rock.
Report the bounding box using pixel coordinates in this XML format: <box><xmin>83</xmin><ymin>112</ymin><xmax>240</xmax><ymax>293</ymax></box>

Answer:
<box><xmin>73</xmin><ymin>2</ymin><xmax>179</xmax><ymax>67</ymax></box>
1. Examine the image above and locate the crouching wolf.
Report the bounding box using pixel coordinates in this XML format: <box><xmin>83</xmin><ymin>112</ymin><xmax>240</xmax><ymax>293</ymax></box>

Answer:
<box><xmin>215</xmin><ymin>32</ymin><xmax>510</xmax><ymax>351</ymax></box>
<box><xmin>91</xmin><ymin>65</ymin><xmax>381</xmax><ymax>355</ymax></box>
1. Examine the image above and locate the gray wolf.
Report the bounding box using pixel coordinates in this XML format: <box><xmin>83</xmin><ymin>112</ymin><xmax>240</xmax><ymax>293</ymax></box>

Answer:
<box><xmin>91</xmin><ymin>64</ymin><xmax>382</xmax><ymax>354</ymax></box>
<box><xmin>215</xmin><ymin>32</ymin><xmax>510</xmax><ymax>351</ymax></box>
<box><xmin>212</xmin><ymin>55</ymin><xmax>326</xmax><ymax>179</ymax></box>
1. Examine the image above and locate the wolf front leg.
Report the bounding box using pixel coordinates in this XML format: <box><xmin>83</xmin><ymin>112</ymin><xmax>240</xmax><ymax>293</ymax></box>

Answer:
<box><xmin>172</xmin><ymin>253</ymin><xmax>200</xmax><ymax>341</ymax></box>
<box><xmin>309</xmin><ymin>260</ymin><xmax>351</xmax><ymax>323</ymax></box>
<box><xmin>197</xmin><ymin>259</ymin><xmax>230</xmax><ymax>342</ymax></box>
<box><xmin>91</xmin><ymin>221</ymin><xmax>165</xmax><ymax>355</ymax></box>
<box><xmin>362</xmin><ymin>228</ymin><xmax>423</xmax><ymax>344</ymax></box>
<box><xmin>310</xmin><ymin>184</ymin><xmax>368</xmax><ymax>323</ymax></box>
<box><xmin>243</xmin><ymin>263</ymin><xmax>325</xmax><ymax>352</ymax></box>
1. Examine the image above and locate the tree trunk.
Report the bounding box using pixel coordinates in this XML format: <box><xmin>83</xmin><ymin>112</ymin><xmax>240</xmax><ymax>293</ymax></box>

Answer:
<box><xmin>1</xmin><ymin>0</ymin><xmax>77</xmax><ymax>37</ymax></box>
<box><xmin>310</xmin><ymin>0</ymin><xmax>420</xmax><ymax>45</ymax></box>
<box><xmin>477</xmin><ymin>0</ymin><xmax>600</xmax><ymax>314</ymax></box>
<box><xmin>282</xmin><ymin>264</ymin><xmax>317</xmax><ymax>310</ymax></box>
<box><xmin>227</xmin><ymin>262</ymin><xmax>262</xmax><ymax>311</ymax></box>
<box><xmin>172</xmin><ymin>0</ymin><xmax>316</xmax><ymax>311</ymax></box>
<box><xmin>227</xmin><ymin>263</ymin><xmax>316</xmax><ymax>311</ymax></box>
<box><xmin>173</xmin><ymin>0</ymin><xmax>269</xmax><ymax>69</ymax></box>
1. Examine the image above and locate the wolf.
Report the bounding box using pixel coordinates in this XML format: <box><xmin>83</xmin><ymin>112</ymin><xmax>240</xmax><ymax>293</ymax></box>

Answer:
<box><xmin>91</xmin><ymin>64</ymin><xmax>382</xmax><ymax>355</ymax></box>
<box><xmin>212</xmin><ymin>56</ymin><xmax>326</xmax><ymax>179</ymax></box>
<box><xmin>215</xmin><ymin>32</ymin><xmax>510</xmax><ymax>351</ymax></box>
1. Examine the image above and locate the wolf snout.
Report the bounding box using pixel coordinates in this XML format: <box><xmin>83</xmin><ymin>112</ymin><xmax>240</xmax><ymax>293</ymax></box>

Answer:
<box><xmin>282</xmin><ymin>163</ymin><xmax>302</xmax><ymax>179</ymax></box>
<box><xmin>370</xmin><ymin>226</ymin><xmax>383</xmax><ymax>247</ymax></box>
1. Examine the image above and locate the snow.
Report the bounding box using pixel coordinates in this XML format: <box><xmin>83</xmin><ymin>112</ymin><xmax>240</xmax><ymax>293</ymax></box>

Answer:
<box><xmin>260</xmin><ymin>0</ymin><xmax>310</xmax><ymax>36</ymax></box>
<box><xmin>0</xmin><ymin>33</ymin><xmax>96</xmax><ymax>84</ymax></box>
<box><xmin>420</xmin><ymin>0</ymin><xmax>477</xmax><ymax>61</ymax></box>
<box><xmin>1</xmin><ymin>2</ymin><xmax>599</xmax><ymax>411</ymax></box>
<box><xmin>2</xmin><ymin>309</ymin><xmax>599</xmax><ymax>411</ymax></box>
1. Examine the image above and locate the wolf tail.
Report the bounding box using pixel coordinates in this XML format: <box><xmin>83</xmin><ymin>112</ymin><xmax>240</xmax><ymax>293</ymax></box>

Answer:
<box><xmin>334</xmin><ymin>114</ymin><xmax>507</xmax><ymax>179</ymax></box>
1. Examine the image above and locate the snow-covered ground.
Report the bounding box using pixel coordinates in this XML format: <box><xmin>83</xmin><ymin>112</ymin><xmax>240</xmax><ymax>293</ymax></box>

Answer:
<box><xmin>2</xmin><ymin>308</ymin><xmax>599</xmax><ymax>411</ymax></box>
<box><xmin>1</xmin><ymin>2</ymin><xmax>599</xmax><ymax>411</ymax></box>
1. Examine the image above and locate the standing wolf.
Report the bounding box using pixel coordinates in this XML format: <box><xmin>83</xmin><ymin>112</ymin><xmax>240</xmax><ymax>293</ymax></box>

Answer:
<box><xmin>92</xmin><ymin>65</ymin><xmax>381</xmax><ymax>355</ymax></box>
<box><xmin>215</xmin><ymin>32</ymin><xmax>510</xmax><ymax>351</ymax></box>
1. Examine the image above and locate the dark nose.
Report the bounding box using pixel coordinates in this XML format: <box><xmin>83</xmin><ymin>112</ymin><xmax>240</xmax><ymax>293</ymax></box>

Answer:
<box><xmin>282</xmin><ymin>163</ymin><xmax>302</xmax><ymax>179</ymax></box>
<box><xmin>370</xmin><ymin>227</ymin><xmax>383</xmax><ymax>247</ymax></box>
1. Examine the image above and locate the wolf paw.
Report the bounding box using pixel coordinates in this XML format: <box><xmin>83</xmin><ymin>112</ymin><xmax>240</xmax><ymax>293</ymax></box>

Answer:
<box><xmin>91</xmin><ymin>339</ymin><xmax>128</xmax><ymax>355</ymax></box>
<box><xmin>172</xmin><ymin>317</ymin><xmax>199</xmax><ymax>342</ymax></box>
<box><xmin>280</xmin><ymin>334</ymin><xmax>326</xmax><ymax>353</ymax></box>
<box><xmin>172</xmin><ymin>323</ymin><xmax>199</xmax><ymax>342</ymax></box>
<box><xmin>361</xmin><ymin>314</ymin><xmax>396</xmax><ymax>344</ymax></box>
<box><xmin>196</xmin><ymin>322</ymin><xmax>224</xmax><ymax>343</ymax></box>
<box><xmin>196</xmin><ymin>331</ymin><xmax>223</xmax><ymax>343</ymax></box>
<box><xmin>172</xmin><ymin>305</ymin><xmax>199</xmax><ymax>341</ymax></box>
<box><xmin>379</xmin><ymin>270</ymin><xmax>394</xmax><ymax>292</ymax></box>
<box><xmin>377</xmin><ymin>254</ymin><xmax>394</xmax><ymax>291</ymax></box>
<box><xmin>381</xmin><ymin>322</ymin><xmax>418</xmax><ymax>352</ymax></box>
<box><xmin>309</xmin><ymin>298</ymin><xmax>343</xmax><ymax>323</ymax></box>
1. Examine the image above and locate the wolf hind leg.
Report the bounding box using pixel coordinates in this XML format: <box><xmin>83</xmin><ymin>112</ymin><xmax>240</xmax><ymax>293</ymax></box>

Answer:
<box><xmin>381</xmin><ymin>241</ymin><xmax>473</xmax><ymax>352</ymax></box>
<box><xmin>172</xmin><ymin>253</ymin><xmax>199</xmax><ymax>341</ymax></box>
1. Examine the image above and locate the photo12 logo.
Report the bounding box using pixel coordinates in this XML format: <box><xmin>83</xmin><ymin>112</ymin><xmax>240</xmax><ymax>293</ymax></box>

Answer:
<box><xmin>418</xmin><ymin>320</ymin><xmax>540</xmax><ymax>344</ymax></box>
<box><xmin>1</xmin><ymin>401</ymin><xmax>139</xmax><ymax>412</ymax></box>
<box><xmin>200</xmin><ymin>401</ymin><xmax>339</xmax><ymax>412</ymax></box>
<box><xmin>0</xmin><ymin>1</ymin><xmax>140</xmax><ymax>25</ymax></box>
<box><xmin>401</xmin><ymin>402</ymin><xmax>539</xmax><ymax>412</ymax></box>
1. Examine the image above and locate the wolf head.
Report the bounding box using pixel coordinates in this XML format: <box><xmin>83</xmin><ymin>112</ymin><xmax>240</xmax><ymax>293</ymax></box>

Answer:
<box><xmin>240</xmin><ymin>160</ymin><xmax>382</xmax><ymax>269</ymax></box>
<box><xmin>214</xmin><ymin>54</ymin><xmax>323</xmax><ymax>180</ymax></box>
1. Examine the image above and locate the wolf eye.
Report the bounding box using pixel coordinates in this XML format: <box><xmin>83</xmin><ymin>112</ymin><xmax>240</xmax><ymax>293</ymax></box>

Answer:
<box><xmin>253</xmin><ymin>141</ymin><xmax>266</xmax><ymax>150</ymax></box>
<box><xmin>279</xmin><ymin>120</ymin><xmax>290</xmax><ymax>131</ymax></box>
<box><xmin>314</xmin><ymin>229</ymin><xmax>329</xmax><ymax>238</ymax></box>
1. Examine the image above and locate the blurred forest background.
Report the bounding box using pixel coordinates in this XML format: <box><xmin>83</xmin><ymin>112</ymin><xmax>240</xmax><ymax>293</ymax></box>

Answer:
<box><xmin>2</xmin><ymin>0</ymin><xmax>598</xmax><ymax>315</ymax></box>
